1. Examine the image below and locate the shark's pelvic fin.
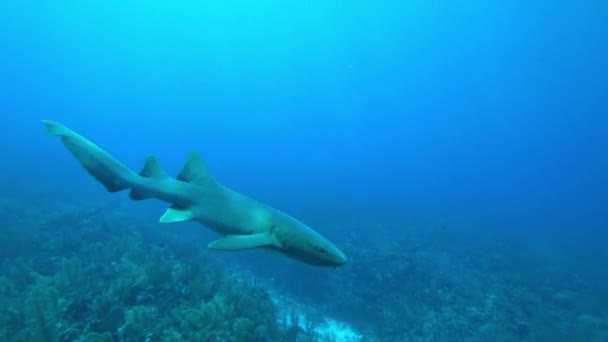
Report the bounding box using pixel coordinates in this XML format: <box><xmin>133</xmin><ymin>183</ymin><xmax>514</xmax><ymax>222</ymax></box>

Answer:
<box><xmin>159</xmin><ymin>206</ymin><xmax>195</xmax><ymax>223</ymax></box>
<box><xmin>177</xmin><ymin>151</ymin><xmax>216</xmax><ymax>185</ymax></box>
<box><xmin>129</xmin><ymin>155</ymin><xmax>168</xmax><ymax>200</ymax></box>
<box><xmin>208</xmin><ymin>233</ymin><xmax>275</xmax><ymax>250</ymax></box>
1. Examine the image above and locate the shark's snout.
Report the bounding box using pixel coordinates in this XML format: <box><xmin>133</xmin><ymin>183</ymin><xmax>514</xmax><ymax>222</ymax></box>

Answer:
<box><xmin>334</xmin><ymin>249</ymin><xmax>348</xmax><ymax>266</ymax></box>
<box><xmin>322</xmin><ymin>242</ymin><xmax>347</xmax><ymax>267</ymax></box>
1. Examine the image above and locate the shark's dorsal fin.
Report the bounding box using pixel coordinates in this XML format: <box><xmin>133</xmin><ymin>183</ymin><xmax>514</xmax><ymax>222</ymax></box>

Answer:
<box><xmin>177</xmin><ymin>151</ymin><xmax>215</xmax><ymax>185</ymax></box>
<box><xmin>208</xmin><ymin>233</ymin><xmax>276</xmax><ymax>250</ymax></box>
<box><xmin>129</xmin><ymin>155</ymin><xmax>168</xmax><ymax>200</ymax></box>
<box><xmin>159</xmin><ymin>206</ymin><xmax>195</xmax><ymax>223</ymax></box>
<box><xmin>140</xmin><ymin>155</ymin><xmax>168</xmax><ymax>179</ymax></box>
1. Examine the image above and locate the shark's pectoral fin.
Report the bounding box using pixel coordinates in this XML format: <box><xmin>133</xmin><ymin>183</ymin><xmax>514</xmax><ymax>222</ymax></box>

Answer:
<box><xmin>208</xmin><ymin>233</ymin><xmax>276</xmax><ymax>250</ymax></box>
<box><xmin>159</xmin><ymin>206</ymin><xmax>195</xmax><ymax>223</ymax></box>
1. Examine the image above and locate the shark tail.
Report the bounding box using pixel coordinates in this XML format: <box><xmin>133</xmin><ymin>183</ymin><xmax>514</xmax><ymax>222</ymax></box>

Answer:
<box><xmin>42</xmin><ymin>120</ymin><xmax>137</xmax><ymax>193</ymax></box>
<box><xmin>42</xmin><ymin>120</ymin><xmax>71</xmax><ymax>136</ymax></box>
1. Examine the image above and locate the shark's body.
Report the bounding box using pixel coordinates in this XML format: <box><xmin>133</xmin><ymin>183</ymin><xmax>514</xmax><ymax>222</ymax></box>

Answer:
<box><xmin>42</xmin><ymin>120</ymin><xmax>347</xmax><ymax>267</ymax></box>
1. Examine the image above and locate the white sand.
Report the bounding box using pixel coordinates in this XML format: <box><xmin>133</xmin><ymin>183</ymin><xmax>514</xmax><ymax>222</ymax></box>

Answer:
<box><xmin>271</xmin><ymin>290</ymin><xmax>363</xmax><ymax>341</ymax></box>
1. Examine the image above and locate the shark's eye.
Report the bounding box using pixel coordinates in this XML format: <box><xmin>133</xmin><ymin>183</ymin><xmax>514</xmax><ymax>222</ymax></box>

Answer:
<box><xmin>314</xmin><ymin>245</ymin><xmax>327</xmax><ymax>254</ymax></box>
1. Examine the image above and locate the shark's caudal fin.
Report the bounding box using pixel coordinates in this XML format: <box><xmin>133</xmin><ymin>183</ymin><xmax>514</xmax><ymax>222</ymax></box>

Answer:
<box><xmin>44</xmin><ymin>120</ymin><xmax>217</xmax><ymax>223</ymax></box>
<box><xmin>42</xmin><ymin>120</ymin><xmax>70</xmax><ymax>136</ymax></box>
<box><xmin>42</xmin><ymin>120</ymin><xmax>136</xmax><ymax>192</ymax></box>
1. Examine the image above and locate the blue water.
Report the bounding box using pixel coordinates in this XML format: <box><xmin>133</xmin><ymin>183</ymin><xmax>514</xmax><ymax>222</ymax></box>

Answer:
<box><xmin>2</xmin><ymin>1</ymin><xmax>607</xmax><ymax>340</ymax></box>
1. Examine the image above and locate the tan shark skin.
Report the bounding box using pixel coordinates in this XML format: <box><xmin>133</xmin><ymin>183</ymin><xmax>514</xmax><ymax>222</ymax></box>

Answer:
<box><xmin>42</xmin><ymin>120</ymin><xmax>347</xmax><ymax>267</ymax></box>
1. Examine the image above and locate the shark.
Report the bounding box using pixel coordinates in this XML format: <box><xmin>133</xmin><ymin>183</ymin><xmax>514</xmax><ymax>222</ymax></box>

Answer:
<box><xmin>42</xmin><ymin>120</ymin><xmax>347</xmax><ymax>267</ymax></box>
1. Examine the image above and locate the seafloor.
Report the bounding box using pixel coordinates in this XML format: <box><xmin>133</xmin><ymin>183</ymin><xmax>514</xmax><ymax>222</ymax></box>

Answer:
<box><xmin>0</xmin><ymin>193</ymin><xmax>606</xmax><ymax>341</ymax></box>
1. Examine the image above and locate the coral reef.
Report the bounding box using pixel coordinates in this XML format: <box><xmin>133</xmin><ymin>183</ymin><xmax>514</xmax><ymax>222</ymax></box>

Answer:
<box><xmin>0</xmin><ymin>196</ymin><xmax>315</xmax><ymax>341</ymax></box>
<box><xmin>243</xmin><ymin>215</ymin><xmax>608</xmax><ymax>341</ymax></box>
<box><xmin>2</xmin><ymin>194</ymin><xmax>606</xmax><ymax>341</ymax></box>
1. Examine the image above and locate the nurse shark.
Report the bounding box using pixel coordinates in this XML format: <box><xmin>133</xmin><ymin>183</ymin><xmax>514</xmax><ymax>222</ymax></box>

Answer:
<box><xmin>42</xmin><ymin>120</ymin><xmax>347</xmax><ymax>267</ymax></box>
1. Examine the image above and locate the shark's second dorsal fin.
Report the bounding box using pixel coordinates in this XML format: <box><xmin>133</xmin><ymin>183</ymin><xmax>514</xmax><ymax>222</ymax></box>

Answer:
<box><xmin>140</xmin><ymin>155</ymin><xmax>168</xmax><ymax>179</ymax></box>
<box><xmin>129</xmin><ymin>155</ymin><xmax>168</xmax><ymax>200</ymax></box>
<box><xmin>177</xmin><ymin>151</ymin><xmax>215</xmax><ymax>185</ymax></box>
